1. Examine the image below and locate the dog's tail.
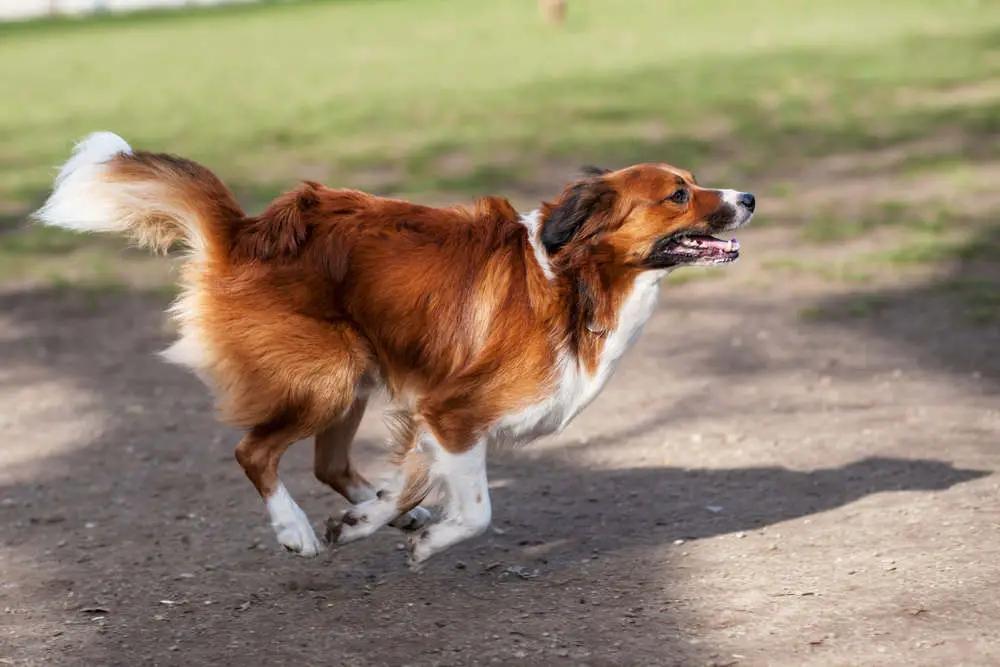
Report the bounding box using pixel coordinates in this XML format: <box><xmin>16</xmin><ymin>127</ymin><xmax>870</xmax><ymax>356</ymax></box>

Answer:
<box><xmin>32</xmin><ymin>132</ymin><xmax>244</xmax><ymax>259</ymax></box>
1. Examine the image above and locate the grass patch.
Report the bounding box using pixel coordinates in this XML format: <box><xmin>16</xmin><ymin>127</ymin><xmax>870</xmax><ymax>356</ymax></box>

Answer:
<box><xmin>4</xmin><ymin>0</ymin><xmax>1000</xmax><ymax>287</ymax></box>
<box><xmin>664</xmin><ymin>268</ymin><xmax>727</xmax><ymax>287</ymax></box>
<box><xmin>861</xmin><ymin>230</ymin><xmax>1000</xmax><ymax>268</ymax></box>
<box><xmin>800</xmin><ymin>201</ymin><xmax>952</xmax><ymax>244</ymax></box>
<box><xmin>763</xmin><ymin>258</ymin><xmax>873</xmax><ymax>284</ymax></box>
<box><xmin>798</xmin><ymin>294</ymin><xmax>888</xmax><ymax>321</ymax></box>
<box><xmin>0</xmin><ymin>224</ymin><xmax>89</xmax><ymax>255</ymax></box>
<box><xmin>0</xmin><ymin>238</ymin><xmax>174</xmax><ymax>290</ymax></box>
<box><xmin>938</xmin><ymin>278</ymin><xmax>1000</xmax><ymax>324</ymax></box>
<box><xmin>3</xmin><ymin>0</ymin><xmax>1000</xmax><ymax>208</ymax></box>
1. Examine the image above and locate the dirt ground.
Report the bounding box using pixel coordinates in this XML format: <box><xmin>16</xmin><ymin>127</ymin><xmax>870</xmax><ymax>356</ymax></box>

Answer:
<box><xmin>1</xmin><ymin>224</ymin><xmax>999</xmax><ymax>667</ymax></box>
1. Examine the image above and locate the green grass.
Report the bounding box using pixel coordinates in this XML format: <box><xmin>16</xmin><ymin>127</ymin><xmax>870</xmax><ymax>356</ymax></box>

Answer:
<box><xmin>799</xmin><ymin>201</ymin><xmax>951</xmax><ymax>244</ymax></box>
<box><xmin>0</xmin><ymin>224</ymin><xmax>87</xmax><ymax>255</ymax></box>
<box><xmin>861</xmin><ymin>230</ymin><xmax>1000</xmax><ymax>267</ymax></box>
<box><xmin>764</xmin><ymin>258</ymin><xmax>874</xmax><ymax>284</ymax></box>
<box><xmin>3</xmin><ymin>0</ymin><xmax>1000</xmax><ymax>209</ymax></box>
<box><xmin>2</xmin><ymin>0</ymin><xmax>1000</xmax><ymax>288</ymax></box>
<box><xmin>798</xmin><ymin>294</ymin><xmax>888</xmax><ymax>322</ymax></box>
<box><xmin>799</xmin><ymin>277</ymin><xmax>1000</xmax><ymax>325</ymax></box>
<box><xmin>938</xmin><ymin>278</ymin><xmax>1000</xmax><ymax>323</ymax></box>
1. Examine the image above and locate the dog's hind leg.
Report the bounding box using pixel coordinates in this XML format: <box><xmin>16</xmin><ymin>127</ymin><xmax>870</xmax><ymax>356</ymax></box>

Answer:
<box><xmin>236</xmin><ymin>419</ymin><xmax>324</xmax><ymax>557</ymax></box>
<box><xmin>313</xmin><ymin>396</ymin><xmax>372</xmax><ymax>502</ymax></box>
<box><xmin>313</xmin><ymin>398</ymin><xmax>431</xmax><ymax>533</ymax></box>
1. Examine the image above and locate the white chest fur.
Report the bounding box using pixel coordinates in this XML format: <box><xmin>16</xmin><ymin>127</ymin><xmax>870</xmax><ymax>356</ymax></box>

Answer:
<box><xmin>491</xmin><ymin>270</ymin><xmax>666</xmax><ymax>444</ymax></box>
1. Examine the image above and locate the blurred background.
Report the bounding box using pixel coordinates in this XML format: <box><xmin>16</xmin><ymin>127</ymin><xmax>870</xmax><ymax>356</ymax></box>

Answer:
<box><xmin>1</xmin><ymin>2</ymin><xmax>999</xmax><ymax>665</ymax></box>
<box><xmin>2</xmin><ymin>0</ymin><xmax>999</xmax><ymax>306</ymax></box>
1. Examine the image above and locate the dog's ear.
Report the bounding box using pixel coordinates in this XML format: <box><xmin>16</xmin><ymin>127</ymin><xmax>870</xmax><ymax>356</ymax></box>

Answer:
<box><xmin>541</xmin><ymin>177</ymin><xmax>616</xmax><ymax>254</ymax></box>
<box><xmin>580</xmin><ymin>165</ymin><xmax>611</xmax><ymax>177</ymax></box>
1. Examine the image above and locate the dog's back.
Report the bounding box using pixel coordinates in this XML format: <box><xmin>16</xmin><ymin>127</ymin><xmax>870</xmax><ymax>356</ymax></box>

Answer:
<box><xmin>193</xmin><ymin>183</ymin><xmax>554</xmax><ymax>432</ymax></box>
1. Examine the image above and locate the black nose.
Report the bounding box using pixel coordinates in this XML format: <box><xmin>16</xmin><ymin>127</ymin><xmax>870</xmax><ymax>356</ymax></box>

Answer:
<box><xmin>739</xmin><ymin>192</ymin><xmax>755</xmax><ymax>212</ymax></box>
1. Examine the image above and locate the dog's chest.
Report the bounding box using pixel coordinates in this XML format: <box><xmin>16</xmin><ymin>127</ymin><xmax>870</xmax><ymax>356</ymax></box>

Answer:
<box><xmin>491</xmin><ymin>271</ymin><xmax>664</xmax><ymax>443</ymax></box>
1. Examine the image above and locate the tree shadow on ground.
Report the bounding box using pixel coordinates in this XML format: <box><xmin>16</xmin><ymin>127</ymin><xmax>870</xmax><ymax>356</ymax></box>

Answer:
<box><xmin>0</xmin><ymin>286</ymin><xmax>988</xmax><ymax>666</ymax></box>
<box><xmin>805</xmin><ymin>221</ymin><xmax>1000</xmax><ymax>389</ymax></box>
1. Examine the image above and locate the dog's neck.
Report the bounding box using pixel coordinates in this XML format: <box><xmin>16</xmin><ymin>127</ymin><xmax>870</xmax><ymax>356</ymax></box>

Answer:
<box><xmin>516</xmin><ymin>208</ymin><xmax>666</xmax><ymax>373</ymax></box>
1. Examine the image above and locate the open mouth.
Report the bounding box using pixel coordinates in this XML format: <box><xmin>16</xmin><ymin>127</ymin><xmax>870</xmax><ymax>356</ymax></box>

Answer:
<box><xmin>662</xmin><ymin>233</ymin><xmax>740</xmax><ymax>265</ymax></box>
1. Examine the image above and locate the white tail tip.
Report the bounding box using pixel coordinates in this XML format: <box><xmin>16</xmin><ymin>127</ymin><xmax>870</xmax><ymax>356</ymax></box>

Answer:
<box><xmin>56</xmin><ymin>131</ymin><xmax>133</xmax><ymax>185</ymax></box>
<box><xmin>34</xmin><ymin>131</ymin><xmax>134</xmax><ymax>233</ymax></box>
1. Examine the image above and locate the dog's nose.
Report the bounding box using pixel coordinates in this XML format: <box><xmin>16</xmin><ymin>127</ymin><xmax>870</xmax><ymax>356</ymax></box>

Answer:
<box><xmin>739</xmin><ymin>192</ymin><xmax>755</xmax><ymax>212</ymax></box>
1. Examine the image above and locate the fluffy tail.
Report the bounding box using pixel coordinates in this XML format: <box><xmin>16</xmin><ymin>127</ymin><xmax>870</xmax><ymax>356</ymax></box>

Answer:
<box><xmin>33</xmin><ymin>132</ymin><xmax>244</xmax><ymax>258</ymax></box>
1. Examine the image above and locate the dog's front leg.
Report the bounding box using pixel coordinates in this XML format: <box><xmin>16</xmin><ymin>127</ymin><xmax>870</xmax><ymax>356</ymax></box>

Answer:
<box><xmin>406</xmin><ymin>436</ymin><xmax>491</xmax><ymax>568</ymax></box>
<box><xmin>324</xmin><ymin>441</ymin><xmax>432</xmax><ymax>545</ymax></box>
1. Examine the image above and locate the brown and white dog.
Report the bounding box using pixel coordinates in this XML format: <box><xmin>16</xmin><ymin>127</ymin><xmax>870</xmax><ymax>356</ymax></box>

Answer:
<box><xmin>34</xmin><ymin>132</ymin><xmax>755</xmax><ymax>567</ymax></box>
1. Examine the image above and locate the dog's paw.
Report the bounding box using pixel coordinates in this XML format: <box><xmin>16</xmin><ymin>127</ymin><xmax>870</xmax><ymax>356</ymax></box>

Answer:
<box><xmin>267</xmin><ymin>483</ymin><xmax>323</xmax><ymax>556</ymax></box>
<box><xmin>275</xmin><ymin>520</ymin><xmax>323</xmax><ymax>557</ymax></box>
<box><xmin>390</xmin><ymin>506</ymin><xmax>433</xmax><ymax>533</ymax></box>
<box><xmin>324</xmin><ymin>508</ymin><xmax>372</xmax><ymax>545</ymax></box>
<box><xmin>323</xmin><ymin>515</ymin><xmax>344</xmax><ymax>546</ymax></box>
<box><xmin>406</xmin><ymin>525</ymin><xmax>449</xmax><ymax>569</ymax></box>
<box><xmin>405</xmin><ymin>530</ymin><xmax>432</xmax><ymax>571</ymax></box>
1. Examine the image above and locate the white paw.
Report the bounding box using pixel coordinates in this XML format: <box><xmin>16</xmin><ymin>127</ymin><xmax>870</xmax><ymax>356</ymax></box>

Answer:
<box><xmin>324</xmin><ymin>509</ymin><xmax>370</xmax><ymax>545</ymax></box>
<box><xmin>324</xmin><ymin>502</ymin><xmax>392</xmax><ymax>545</ymax></box>
<box><xmin>404</xmin><ymin>520</ymin><xmax>460</xmax><ymax>566</ymax></box>
<box><xmin>406</xmin><ymin>514</ymin><xmax>491</xmax><ymax>567</ymax></box>
<box><xmin>267</xmin><ymin>482</ymin><xmax>323</xmax><ymax>557</ymax></box>
<box><xmin>406</xmin><ymin>529</ymin><xmax>434</xmax><ymax>569</ymax></box>
<box><xmin>275</xmin><ymin>519</ymin><xmax>323</xmax><ymax>557</ymax></box>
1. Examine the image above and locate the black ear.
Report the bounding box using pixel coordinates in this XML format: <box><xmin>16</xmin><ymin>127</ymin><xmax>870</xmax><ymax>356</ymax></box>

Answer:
<box><xmin>540</xmin><ymin>178</ymin><xmax>615</xmax><ymax>254</ymax></box>
<box><xmin>580</xmin><ymin>165</ymin><xmax>612</xmax><ymax>177</ymax></box>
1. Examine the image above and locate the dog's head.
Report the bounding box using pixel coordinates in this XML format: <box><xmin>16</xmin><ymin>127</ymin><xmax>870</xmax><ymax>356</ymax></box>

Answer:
<box><xmin>540</xmin><ymin>163</ymin><xmax>755</xmax><ymax>271</ymax></box>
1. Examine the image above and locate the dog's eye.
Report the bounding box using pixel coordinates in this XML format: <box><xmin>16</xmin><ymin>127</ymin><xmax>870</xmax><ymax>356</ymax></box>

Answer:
<box><xmin>665</xmin><ymin>189</ymin><xmax>689</xmax><ymax>205</ymax></box>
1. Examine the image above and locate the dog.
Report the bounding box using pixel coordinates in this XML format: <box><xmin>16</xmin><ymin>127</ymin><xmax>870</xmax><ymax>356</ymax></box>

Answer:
<box><xmin>33</xmin><ymin>132</ymin><xmax>755</xmax><ymax>567</ymax></box>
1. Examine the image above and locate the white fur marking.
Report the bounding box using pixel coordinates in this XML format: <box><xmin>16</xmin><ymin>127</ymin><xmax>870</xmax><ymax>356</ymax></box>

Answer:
<box><xmin>160</xmin><ymin>287</ymin><xmax>213</xmax><ymax>374</ymax></box>
<box><xmin>719</xmin><ymin>189</ymin><xmax>755</xmax><ymax>229</ymax></box>
<box><xmin>160</xmin><ymin>329</ymin><xmax>208</xmax><ymax>369</ymax></box>
<box><xmin>719</xmin><ymin>188</ymin><xmax>742</xmax><ymax>207</ymax></box>
<box><xmin>492</xmin><ymin>269</ymin><xmax>667</xmax><ymax>443</ymax></box>
<box><xmin>34</xmin><ymin>132</ymin><xmax>134</xmax><ymax>234</ymax></box>
<box><xmin>408</xmin><ymin>438</ymin><xmax>491</xmax><ymax>565</ymax></box>
<box><xmin>517</xmin><ymin>209</ymin><xmax>555</xmax><ymax>281</ymax></box>
<box><xmin>267</xmin><ymin>482</ymin><xmax>323</xmax><ymax>557</ymax></box>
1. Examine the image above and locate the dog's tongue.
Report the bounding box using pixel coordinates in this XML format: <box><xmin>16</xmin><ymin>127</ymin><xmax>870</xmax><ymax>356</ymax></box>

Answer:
<box><xmin>692</xmin><ymin>235</ymin><xmax>740</xmax><ymax>252</ymax></box>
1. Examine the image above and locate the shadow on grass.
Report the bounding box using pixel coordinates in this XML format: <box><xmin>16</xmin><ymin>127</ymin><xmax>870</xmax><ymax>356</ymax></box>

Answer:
<box><xmin>802</xmin><ymin>219</ymin><xmax>1000</xmax><ymax>388</ymax></box>
<box><xmin>248</xmin><ymin>25</ymin><xmax>1000</xmax><ymax>197</ymax></box>
<box><xmin>0</xmin><ymin>285</ymin><xmax>988</xmax><ymax>665</ymax></box>
<box><xmin>8</xmin><ymin>21</ymin><xmax>1000</xmax><ymax>213</ymax></box>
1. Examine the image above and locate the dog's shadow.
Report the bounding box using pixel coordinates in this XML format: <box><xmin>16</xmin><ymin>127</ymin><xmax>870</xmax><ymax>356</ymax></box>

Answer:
<box><xmin>362</xmin><ymin>453</ymin><xmax>989</xmax><ymax>573</ymax></box>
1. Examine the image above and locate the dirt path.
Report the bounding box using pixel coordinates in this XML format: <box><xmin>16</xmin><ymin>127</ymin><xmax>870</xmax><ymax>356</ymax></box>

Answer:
<box><xmin>1</xmin><ymin>226</ymin><xmax>998</xmax><ymax>666</ymax></box>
